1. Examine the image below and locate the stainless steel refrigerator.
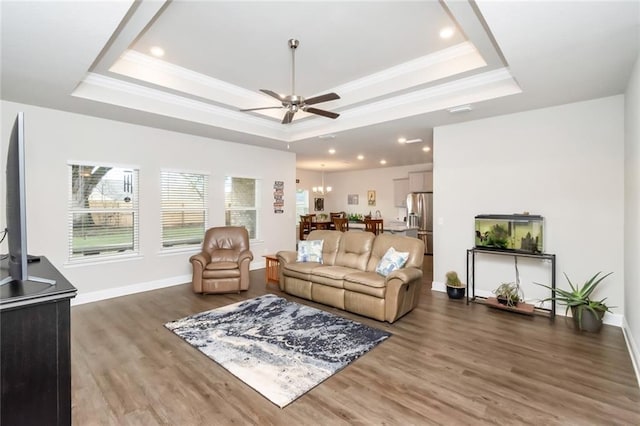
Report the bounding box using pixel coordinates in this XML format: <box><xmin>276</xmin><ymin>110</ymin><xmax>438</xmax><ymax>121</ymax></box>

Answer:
<box><xmin>406</xmin><ymin>192</ymin><xmax>433</xmax><ymax>255</ymax></box>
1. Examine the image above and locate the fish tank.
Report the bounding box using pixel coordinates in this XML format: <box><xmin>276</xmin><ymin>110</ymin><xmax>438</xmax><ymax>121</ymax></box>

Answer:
<box><xmin>475</xmin><ymin>214</ymin><xmax>544</xmax><ymax>254</ymax></box>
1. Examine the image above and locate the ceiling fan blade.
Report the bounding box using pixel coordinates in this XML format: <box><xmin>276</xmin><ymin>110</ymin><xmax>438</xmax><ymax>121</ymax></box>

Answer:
<box><xmin>304</xmin><ymin>107</ymin><xmax>340</xmax><ymax>119</ymax></box>
<box><xmin>304</xmin><ymin>92</ymin><xmax>340</xmax><ymax>105</ymax></box>
<box><xmin>260</xmin><ymin>89</ymin><xmax>284</xmax><ymax>100</ymax></box>
<box><xmin>240</xmin><ymin>106</ymin><xmax>284</xmax><ymax>112</ymax></box>
<box><xmin>282</xmin><ymin>110</ymin><xmax>296</xmax><ymax>124</ymax></box>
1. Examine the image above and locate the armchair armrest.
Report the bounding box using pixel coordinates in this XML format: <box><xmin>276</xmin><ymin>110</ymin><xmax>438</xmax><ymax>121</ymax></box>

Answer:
<box><xmin>238</xmin><ymin>249</ymin><xmax>254</xmax><ymax>263</ymax></box>
<box><xmin>189</xmin><ymin>251</ymin><xmax>211</xmax><ymax>267</ymax></box>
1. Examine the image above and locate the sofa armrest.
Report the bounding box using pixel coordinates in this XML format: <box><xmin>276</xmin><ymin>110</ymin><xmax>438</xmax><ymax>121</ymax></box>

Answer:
<box><xmin>276</xmin><ymin>250</ymin><xmax>297</xmax><ymax>290</ymax></box>
<box><xmin>385</xmin><ymin>267</ymin><xmax>424</xmax><ymax>322</ymax></box>
<box><xmin>276</xmin><ymin>250</ymin><xmax>297</xmax><ymax>265</ymax></box>
<box><xmin>385</xmin><ymin>267</ymin><xmax>422</xmax><ymax>285</ymax></box>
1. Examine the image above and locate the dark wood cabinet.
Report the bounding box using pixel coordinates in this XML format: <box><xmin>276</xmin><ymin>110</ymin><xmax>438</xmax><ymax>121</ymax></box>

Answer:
<box><xmin>1</xmin><ymin>257</ymin><xmax>76</xmax><ymax>425</ymax></box>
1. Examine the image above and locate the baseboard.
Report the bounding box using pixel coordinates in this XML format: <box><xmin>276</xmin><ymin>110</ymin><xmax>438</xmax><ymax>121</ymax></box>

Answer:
<box><xmin>71</xmin><ymin>274</ymin><xmax>192</xmax><ymax>306</ymax></box>
<box><xmin>71</xmin><ymin>262</ymin><xmax>267</xmax><ymax>307</ymax></box>
<box><xmin>623</xmin><ymin>318</ymin><xmax>640</xmax><ymax>387</ymax></box>
<box><xmin>430</xmin><ymin>281</ymin><xmax>623</xmax><ymax>327</ymax></box>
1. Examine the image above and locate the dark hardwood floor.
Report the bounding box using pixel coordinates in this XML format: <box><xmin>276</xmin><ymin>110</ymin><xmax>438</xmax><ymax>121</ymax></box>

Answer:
<box><xmin>70</xmin><ymin>256</ymin><xmax>640</xmax><ymax>425</ymax></box>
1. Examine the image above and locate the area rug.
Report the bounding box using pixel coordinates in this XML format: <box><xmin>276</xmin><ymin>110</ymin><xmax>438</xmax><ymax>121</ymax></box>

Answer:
<box><xmin>164</xmin><ymin>294</ymin><xmax>390</xmax><ymax>408</ymax></box>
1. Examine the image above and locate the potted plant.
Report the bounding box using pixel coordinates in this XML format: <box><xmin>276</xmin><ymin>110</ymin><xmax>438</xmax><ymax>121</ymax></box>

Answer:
<box><xmin>493</xmin><ymin>282</ymin><xmax>523</xmax><ymax>307</ymax></box>
<box><xmin>537</xmin><ymin>272</ymin><xmax>613</xmax><ymax>333</ymax></box>
<box><xmin>445</xmin><ymin>271</ymin><xmax>465</xmax><ymax>299</ymax></box>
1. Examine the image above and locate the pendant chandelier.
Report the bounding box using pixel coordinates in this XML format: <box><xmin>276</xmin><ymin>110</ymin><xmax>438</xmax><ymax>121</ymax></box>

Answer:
<box><xmin>312</xmin><ymin>165</ymin><xmax>332</xmax><ymax>195</ymax></box>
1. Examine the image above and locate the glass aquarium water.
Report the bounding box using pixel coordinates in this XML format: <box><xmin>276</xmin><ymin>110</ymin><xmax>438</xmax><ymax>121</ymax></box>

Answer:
<box><xmin>474</xmin><ymin>214</ymin><xmax>543</xmax><ymax>253</ymax></box>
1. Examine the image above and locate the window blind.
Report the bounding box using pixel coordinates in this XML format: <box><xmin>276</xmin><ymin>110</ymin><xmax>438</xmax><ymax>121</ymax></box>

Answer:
<box><xmin>161</xmin><ymin>170</ymin><xmax>208</xmax><ymax>248</ymax></box>
<box><xmin>68</xmin><ymin>165</ymin><xmax>139</xmax><ymax>260</ymax></box>
<box><xmin>224</xmin><ymin>176</ymin><xmax>258</xmax><ymax>239</ymax></box>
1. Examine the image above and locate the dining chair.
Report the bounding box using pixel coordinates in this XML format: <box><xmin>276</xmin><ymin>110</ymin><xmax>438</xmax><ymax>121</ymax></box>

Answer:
<box><xmin>299</xmin><ymin>215</ymin><xmax>314</xmax><ymax>240</ymax></box>
<box><xmin>333</xmin><ymin>217</ymin><xmax>349</xmax><ymax>232</ymax></box>
<box><xmin>364</xmin><ymin>218</ymin><xmax>383</xmax><ymax>235</ymax></box>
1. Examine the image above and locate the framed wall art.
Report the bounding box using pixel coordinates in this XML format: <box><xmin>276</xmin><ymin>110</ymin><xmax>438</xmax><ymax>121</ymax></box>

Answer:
<box><xmin>367</xmin><ymin>190</ymin><xmax>376</xmax><ymax>206</ymax></box>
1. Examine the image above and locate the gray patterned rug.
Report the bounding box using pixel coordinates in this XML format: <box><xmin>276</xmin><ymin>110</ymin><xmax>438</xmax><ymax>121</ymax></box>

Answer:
<box><xmin>165</xmin><ymin>294</ymin><xmax>390</xmax><ymax>408</ymax></box>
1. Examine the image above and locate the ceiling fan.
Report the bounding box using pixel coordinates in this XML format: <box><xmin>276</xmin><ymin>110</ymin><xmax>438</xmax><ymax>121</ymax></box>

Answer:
<box><xmin>240</xmin><ymin>39</ymin><xmax>340</xmax><ymax>124</ymax></box>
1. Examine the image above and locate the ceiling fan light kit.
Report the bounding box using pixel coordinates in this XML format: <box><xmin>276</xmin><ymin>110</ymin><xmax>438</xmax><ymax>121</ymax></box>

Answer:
<box><xmin>240</xmin><ymin>39</ymin><xmax>341</xmax><ymax>124</ymax></box>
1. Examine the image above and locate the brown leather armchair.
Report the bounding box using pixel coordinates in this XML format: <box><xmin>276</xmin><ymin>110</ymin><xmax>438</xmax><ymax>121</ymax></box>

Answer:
<box><xmin>190</xmin><ymin>226</ymin><xmax>254</xmax><ymax>294</ymax></box>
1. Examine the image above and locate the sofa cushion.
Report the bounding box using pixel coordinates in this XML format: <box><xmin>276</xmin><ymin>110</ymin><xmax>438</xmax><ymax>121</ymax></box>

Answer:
<box><xmin>297</xmin><ymin>239</ymin><xmax>324</xmax><ymax>263</ymax></box>
<box><xmin>306</xmin><ymin>230</ymin><xmax>343</xmax><ymax>265</ymax></box>
<box><xmin>375</xmin><ymin>247</ymin><xmax>409</xmax><ymax>277</ymax></box>
<box><xmin>283</xmin><ymin>261</ymin><xmax>321</xmax><ymax>281</ymax></box>
<box><xmin>367</xmin><ymin>233</ymin><xmax>424</xmax><ymax>272</ymax></box>
<box><xmin>310</xmin><ymin>265</ymin><xmax>358</xmax><ymax>289</ymax></box>
<box><xmin>334</xmin><ymin>231</ymin><xmax>375</xmax><ymax>271</ymax></box>
<box><xmin>344</xmin><ymin>271</ymin><xmax>386</xmax><ymax>298</ymax></box>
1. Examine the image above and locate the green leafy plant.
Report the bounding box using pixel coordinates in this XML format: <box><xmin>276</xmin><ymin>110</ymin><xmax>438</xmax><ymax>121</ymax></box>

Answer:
<box><xmin>537</xmin><ymin>272</ymin><xmax>613</xmax><ymax>329</ymax></box>
<box><xmin>493</xmin><ymin>282</ymin><xmax>523</xmax><ymax>306</ymax></box>
<box><xmin>486</xmin><ymin>224</ymin><xmax>510</xmax><ymax>248</ymax></box>
<box><xmin>445</xmin><ymin>271</ymin><xmax>464</xmax><ymax>288</ymax></box>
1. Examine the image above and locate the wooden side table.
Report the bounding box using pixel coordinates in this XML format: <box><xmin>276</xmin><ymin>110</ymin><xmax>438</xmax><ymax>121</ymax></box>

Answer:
<box><xmin>263</xmin><ymin>255</ymin><xmax>280</xmax><ymax>286</ymax></box>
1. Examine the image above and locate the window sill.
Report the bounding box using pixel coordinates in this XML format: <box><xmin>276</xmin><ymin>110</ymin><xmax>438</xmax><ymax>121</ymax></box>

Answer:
<box><xmin>158</xmin><ymin>246</ymin><xmax>201</xmax><ymax>257</ymax></box>
<box><xmin>64</xmin><ymin>253</ymin><xmax>144</xmax><ymax>268</ymax></box>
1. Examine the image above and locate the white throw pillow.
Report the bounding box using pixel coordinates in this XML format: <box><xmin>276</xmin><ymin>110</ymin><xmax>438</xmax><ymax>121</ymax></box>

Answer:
<box><xmin>297</xmin><ymin>240</ymin><xmax>324</xmax><ymax>263</ymax></box>
<box><xmin>375</xmin><ymin>247</ymin><xmax>409</xmax><ymax>277</ymax></box>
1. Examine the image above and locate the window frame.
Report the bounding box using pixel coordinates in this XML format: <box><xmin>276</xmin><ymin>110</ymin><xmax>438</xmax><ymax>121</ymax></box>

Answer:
<box><xmin>160</xmin><ymin>168</ymin><xmax>209</xmax><ymax>252</ymax></box>
<box><xmin>224</xmin><ymin>176</ymin><xmax>260</xmax><ymax>241</ymax></box>
<box><xmin>67</xmin><ymin>161</ymin><xmax>140</xmax><ymax>263</ymax></box>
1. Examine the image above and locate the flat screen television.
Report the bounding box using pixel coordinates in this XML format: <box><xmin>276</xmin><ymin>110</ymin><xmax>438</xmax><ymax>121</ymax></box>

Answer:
<box><xmin>1</xmin><ymin>112</ymin><xmax>54</xmax><ymax>286</ymax></box>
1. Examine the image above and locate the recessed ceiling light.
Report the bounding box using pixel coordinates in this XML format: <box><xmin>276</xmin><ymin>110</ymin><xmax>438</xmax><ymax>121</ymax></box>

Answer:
<box><xmin>357</xmin><ymin>155</ymin><xmax>364</xmax><ymax>160</ymax></box>
<box><xmin>405</xmin><ymin>138</ymin><xmax>423</xmax><ymax>144</ymax></box>
<box><xmin>423</xmin><ymin>146</ymin><xmax>431</xmax><ymax>152</ymax></box>
<box><xmin>380</xmin><ymin>159</ymin><xmax>387</xmax><ymax>165</ymax></box>
<box><xmin>398</xmin><ymin>137</ymin><xmax>407</xmax><ymax>144</ymax></box>
<box><xmin>440</xmin><ymin>27</ymin><xmax>455</xmax><ymax>39</ymax></box>
<box><xmin>328</xmin><ymin>148</ymin><xmax>336</xmax><ymax>154</ymax></box>
<box><xmin>150</xmin><ymin>46</ymin><xmax>165</xmax><ymax>57</ymax></box>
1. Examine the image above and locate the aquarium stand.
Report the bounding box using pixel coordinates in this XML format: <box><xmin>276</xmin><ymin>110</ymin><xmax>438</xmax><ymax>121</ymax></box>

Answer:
<box><xmin>466</xmin><ymin>248</ymin><xmax>556</xmax><ymax>319</ymax></box>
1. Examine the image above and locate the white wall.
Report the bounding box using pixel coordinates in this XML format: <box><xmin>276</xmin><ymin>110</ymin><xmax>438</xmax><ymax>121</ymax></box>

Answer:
<box><xmin>0</xmin><ymin>101</ymin><xmax>297</xmax><ymax>300</ymax></box>
<box><xmin>624</xmin><ymin>55</ymin><xmax>640</xmax><ymax>376</ymax></box>
<box><xmin>304</xmin><ymin>164</ymin><xmax>432</xmax><ymax>221</ymax></box>
<box><xmin>433</xmin><ymin>96</ymin><xmax>625</xmax><ymax>324</ymax></box>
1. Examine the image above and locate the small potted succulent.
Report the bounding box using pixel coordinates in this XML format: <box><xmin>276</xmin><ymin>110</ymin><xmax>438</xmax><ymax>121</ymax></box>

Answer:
<box><xmin>445</xmin><ymin>271</ymin><xmax>466</xmax><ymax>299</ymax></box>
<box><xmin>537</xmin><ymin>272</ymin><xmax>613</xmax><ymax>332</ymax></box>
<box><xmin>493</xmin><ymin>282</ymin><xmax>523</xmax><ymax>307</ymax></box>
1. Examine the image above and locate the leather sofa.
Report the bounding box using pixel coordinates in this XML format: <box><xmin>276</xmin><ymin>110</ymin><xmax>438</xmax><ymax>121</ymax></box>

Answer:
<box><xmin>277</xmin><ymin>230</ymin><xmax>425</xmax><ymax>323</ymax></box>
<box><xmin>190</xmin><ymin>226</ymin><xmax>253</xmax><ymax>294</ymax></box>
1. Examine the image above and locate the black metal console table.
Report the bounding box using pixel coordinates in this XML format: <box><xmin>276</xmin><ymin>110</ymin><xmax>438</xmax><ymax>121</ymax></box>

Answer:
<box><xmin>466</xmin><ymin>248</ymin><xmax>556</xmax><ymax>319</ymax></box>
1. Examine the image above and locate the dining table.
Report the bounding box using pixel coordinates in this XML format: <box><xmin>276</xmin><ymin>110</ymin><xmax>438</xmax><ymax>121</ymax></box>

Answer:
<box><xmin>312</xmin><ymin>220</ymin><xmax>333</xmax><ymax>230</ymax></box>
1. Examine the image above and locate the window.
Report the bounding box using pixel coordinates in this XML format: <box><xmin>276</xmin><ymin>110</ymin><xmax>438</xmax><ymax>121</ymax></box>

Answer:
<box><xmin>68</xmin><ymin>164</ymin><xmax>138</xmax><ymax>260</ymax></box>
<box><xmin>224</xmin><ymin>176</ymin><xmax>259</xmax><ymax>239</ymax></box>
<box><xmin>161</xmin><ymin>170</ymin><xmax>208</xmax><ymax>249</ymax></box>
<box><xmin>296</xmin><ymin>189</ymin><xmax>309</xmax><ymax>218</ymax></box>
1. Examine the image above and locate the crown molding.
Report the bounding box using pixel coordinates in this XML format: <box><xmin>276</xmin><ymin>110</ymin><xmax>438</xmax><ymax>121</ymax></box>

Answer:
<box><xmin>73</xmin><ymin>73</ymin><xmax>290</xmax><ymax>140</ymax></box>
<box><xmin>109</xmin><ymin>41</ymin><xmax>485</xmax><ymax>116</ymax></box>
<box><xmin>335</xmin><ymin>41</ymin><xmax>481</xmax><ymax>93</ymax></box>
<box><xmin>73</xmin><ymin>66</ymin><xmax>520</xmax><ymax>143</ymax></box>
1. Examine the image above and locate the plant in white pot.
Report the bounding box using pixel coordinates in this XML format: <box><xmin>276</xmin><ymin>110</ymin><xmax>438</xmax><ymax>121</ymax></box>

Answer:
<box><xmin>537</xmin><ymin>271</ymin><xmax>613</xmax><ymax>333</ymax></box>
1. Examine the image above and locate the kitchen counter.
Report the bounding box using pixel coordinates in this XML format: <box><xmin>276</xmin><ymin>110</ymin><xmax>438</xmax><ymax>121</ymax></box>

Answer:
<box><xmin>348</xmin><ymin>221</ymin><xmax>418</xmax><ymax>236</ymax></box>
